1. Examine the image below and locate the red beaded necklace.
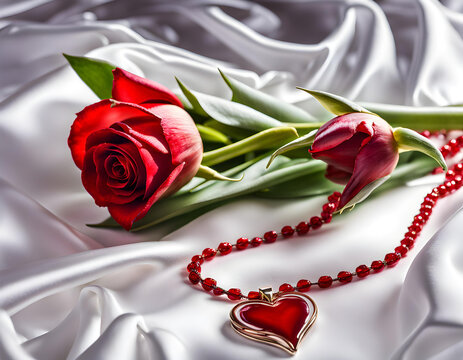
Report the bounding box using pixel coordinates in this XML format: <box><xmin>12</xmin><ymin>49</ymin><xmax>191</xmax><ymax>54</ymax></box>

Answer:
<box><xmin>186</xmin><ymin>133</ymin><xmax>463</xmax><ymax>355</ymax></box>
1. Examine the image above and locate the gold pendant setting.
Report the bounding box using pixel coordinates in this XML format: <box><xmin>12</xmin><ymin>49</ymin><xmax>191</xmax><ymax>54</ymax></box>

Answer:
<box><xmin>229</xmin><ymin>289</ymin><xmax>317</xmax><ymax>355</ymax></box>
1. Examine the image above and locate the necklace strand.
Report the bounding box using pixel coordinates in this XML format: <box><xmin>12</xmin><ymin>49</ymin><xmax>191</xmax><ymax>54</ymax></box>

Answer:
<box><xmin>186</xmin><ymin>133</ymin><xmax>463</xmax><ymax>301</ymax></box>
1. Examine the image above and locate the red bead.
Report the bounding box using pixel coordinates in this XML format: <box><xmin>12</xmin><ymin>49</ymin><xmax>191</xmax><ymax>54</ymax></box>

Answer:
<box><xmin>337</xmin><ymin>271</ymin><xmax>353</xmax><ymax>284</ymax></box>
<box><xmin>454</xmin><ymin>178</ymin><xmax>463</xmax><ymax>191</ymax></box>
<box><xmin>213</xmin><ymin>287</ymin><xmax>224</xmax><ymax>296</ymax></box>
<box><xmin>318</xmin><ymin>276</ymin><xmax>333</xmax><ymax>288</ymax></box>
<box><xmin>281</xmin><ymin>226</ymin><xmax>295</xmax><ymax>238</ymax></box>
<box><xmin>441</xmin><ymin>144</ymin><xmax>451</xmax><ymax>157</ymax></box>
<box><xmin>236</xmin><ymin>237</ymin><xmax>249</xmax><ymax>250</ymax></box>
<box><xmin>408</xmin><ymin>224</ymin><xmax>422</xmax><ymax>233</ymax></box>
<box><xmin>401</xmin><ymin>238</ymin><xmax>415</xmax><ymax>249</ymax></box>
<box><xmin>202</xmin><ymin>277</ymin><xmax>216</xmax><ymax>291</ymax></box>
<box><xmin>414</xmin><ymin>215</ymin><xmax>425</xmax><ymax>225</ymax></box>
<box><xmin>405</xmin><ymin>231</ymin><xmax>418</xmax><ymax>240</ymax></box>
<box><xmin>251</xmin><ymin>237</ymin><xmax>263</xmax><ymax>247</ymax></box>
<box><xmin>421</xmin><ymin>130</ymin><xmax>431</xmax><ymax>138</ymax></box>
<box><xmin>191</xmin><ymin>255</ymin><xmax>204</xmax><ymax>265</ymax></box>
<box><xmin>321</xmin><ymin>211</ymin><xmax>333</xmax><ymax>223</ymax></box>
<box><xmin>296</xmin><ymin>221</ymin><xmax>309</xmax><ymax>235</ymax></box>
<box><xmin>218</xmin><ymin>242</ymin><xmax>233</xmax><ymax>255</ymax></box>
<box><xmin>423</xmin><ymin>197</ymin><xmax>435</xmax><ymax>206</ymax></box>
<box><xmin>248</xmin><ymin>291</ymin><xmax>260</xmax><ymax>299</ymax></box>
<box><xmin>446</xmin><ymin>170</ymin><xmax>456</xmax><ymax>180</ymax></box>
<box><xmin>385</xmin><ymin>253</ymin><xmax>400</xmax><ymax>267</ymax></box>
<box><xmin>449</xmin><ymin>139</ymin><xmax>459</xmax><ymax>155</ymax></box>
<box><xmin>296</xmin><ymin>279</ymin><xmax>311</xmax><ymax>292</ymax></box>
<box><xmin>395</xmin><ymin>245</ymin><xmax>408</xmax><ymax>257</ymax></box>
<box><xmin>202</xmin><ymin>248</ymin><xmax>216</xmax><ymax>260</ymax></box>
<box><xmin>322</xmin><ymin>203</ymin><xmax>336</xmax><ymax>213</ymax></box>
<box><xmin>356</xmin><ymin>265</ymin><xmax>370</xmax><ymax>278</ymax></box>
<box><xmin>333</xmin><ymin>191</ymin><xmax>342</xmax><ymax>198</ymax></box>
<box><xmin>445</xmin><ymin>180</ymin><xmax>456</xmax><ymax>192</ymax></box>
<box><xmin>371</xmin><ymin>260</ymin><xmax>385</xmax><ymax>272</ymax></box>
<box><xmin>188</xmin><ymin>271</ymin><xmax>201</xmax><ymax>284</ymax></box>
<box><xmin>420</xmin><ymin>204</ymin><xmax>433</xmax><ymax>213</ymax></box>
<box><xmin>428</xmin><ymin>192</ymin><xmax>439</xmax><ymax>201</ymax></box>
<box><xmin>454</xmin><ymin>163</ymin><xmax>463</xmax><ymax>174</ymax></box>
<box><xmin>279</xmin><ymin>283</ymin><xmax>294</xmax><ymax>293</ymax></box>
<box><xmin>420</xmin><ymin>211</ymin><xmax>431</xmax><ymax>221</ymax></box>
<box><xmin>328</xmin><ymin>194</ymin><xmax>340</xmax><ymax>203</ymax></box>
<box><xmin>187</xmin><ymin>261</ymin><xmax>201</xmax><ymax>273</ymax></box>
<box><xmin>227</xmin><ymin>288</ymin><xmax>242</xmax><ymax>300</ymax></box>
<box><xmin>438</xmin><ymin>185</ymin><xmax>448</xmax><ymax>197</ymax></box>
<box><xmin>264</xmin><ymin>231</ymin><xmax>278</xmax><ymax>243</ymax></box>
<box><xmin>310</xmin><ymin>216</ymin><xmax>323</xmax><ymax>230</ymax></box>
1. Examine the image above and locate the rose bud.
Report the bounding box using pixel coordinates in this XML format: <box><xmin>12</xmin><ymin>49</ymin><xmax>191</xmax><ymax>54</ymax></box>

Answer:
<box><xmin>68</xmin><ymin>69</ymin><xmax>202</xmax><ymax>230</ymax></box>
<box><xmin>309</xmin><ymin>113</ymin><xmax>400</xmax><ymax>210</ymax></box>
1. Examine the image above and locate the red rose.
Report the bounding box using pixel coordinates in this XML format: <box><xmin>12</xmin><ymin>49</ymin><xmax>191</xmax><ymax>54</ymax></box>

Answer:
<box><xmin>68</xmin><ymin>68</ymin><xmax>203</xmax><ymax>230</ymax></box>
<box><xmin>310</xmin><ymin>113</ymin><xmax>399</xmax><ymax>210</ymax></box>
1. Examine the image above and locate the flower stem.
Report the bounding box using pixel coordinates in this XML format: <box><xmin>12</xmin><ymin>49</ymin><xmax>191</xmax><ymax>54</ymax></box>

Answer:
<box><xmin>201</xmin><ymin>127</ymin><xmax>298</xmax><ymax>166</ymax></box>
<box><xmin>362</xmin><ymin>103</ymin><xmax>463</xmax><ymax>130</ymax></box>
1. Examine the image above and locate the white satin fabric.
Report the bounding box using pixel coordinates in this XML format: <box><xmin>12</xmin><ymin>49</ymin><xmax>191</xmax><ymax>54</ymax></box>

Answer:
<box><xmin>1</xmin><ymin>0</ymin><xmax>463</xmax><ymax>359</ymax></box>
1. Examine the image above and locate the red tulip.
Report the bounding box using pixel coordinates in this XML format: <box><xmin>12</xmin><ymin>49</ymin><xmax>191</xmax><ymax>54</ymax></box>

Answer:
<box><xmin>68</xmin><ymin>68</ymin><xmax>202</xmax><ymax>230</ymax></box>
<box><xmin>310</xmin><ymin>113</ymin><xmax>399</xmax><ymax>210</ymax></box>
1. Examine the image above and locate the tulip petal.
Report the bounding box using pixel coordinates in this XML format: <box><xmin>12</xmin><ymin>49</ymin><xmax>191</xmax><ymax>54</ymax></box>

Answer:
<box><xmin>312</xmin><ymin>132</ymin><xmax>371</xmax><ymax>173</ymax></box>
<box><xmin>310</xmin><ymin>113</ymin><xmax>375</xmax><ymax>153</ymax></box>
<box><xmin>108</xmin><ymin>162</ymin><xmax>185</xmax><ymax>230</ymax></box>
<box><xmin>338</xmin><ymin>130</ymin><xmax>399</xmax><ymax>210</ymax></box>
<box><xmin>69</xmin><ymin>100</ymin><xmax>158</xmax><ymax>169</ymax></box>
<box><xmin>112</xmin><ymin>68</ymin><xmax>183</xmax><ymax>108</ymax></box>
<box><xmin>325</xmin><ymin>165</ymin><xmax>352</xmax><ymax>185</ymax></box>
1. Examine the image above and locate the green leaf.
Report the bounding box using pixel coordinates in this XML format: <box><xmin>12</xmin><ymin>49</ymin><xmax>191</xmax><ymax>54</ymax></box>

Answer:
<box><xmin>203</xmin><ymin>120</ymin><xmax>254</xmax><ymax>140</ymax></box>
<box><xmin>196</xmin><ymin>124</ymin><xmax>231</xmax><ymax>145</ymax></box>
<box><xmin>393</xmin><ymin>127</ymin><xmax>447</xmax><ymax>170</ymax></box>
<box><xmin>196</xmin><ymin>165</ymin><xmax>243</xmax><ymax>182</ymax></box>
<box><xmin>297</xmin><ymin>88</ymin><xmax>373</xmax><ymax>116</ymax></box>
<box><xmin>267</xmin><ymin>129</ymin><xmax>317</xmax><ymax>168</ymax></box>
<box><xmin>201</xmin><ymin>127</ymin><xmax>299</xmax><ymax>166</ymax></box>
<box><xmin>219</xmin><ymin>69</ymin><xmax>316</xmax><ymax>123</ymax></box>
<box><xmin>63</xmin><ymin>54</ymin><xmax>116</xmax><ymax>100</ymax></box>
<box><xmin>258</xmin><ymin>169</ymin><xmax>343</xmax><ymax>198</ymax></box>
<box><xmin>176</xmin><ymin>78</ymin><xmax>283</xmax><ymax>132</ymax></box>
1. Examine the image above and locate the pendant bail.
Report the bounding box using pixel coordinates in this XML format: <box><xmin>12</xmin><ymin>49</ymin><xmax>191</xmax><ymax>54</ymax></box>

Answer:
<box><xmin>259</xmin><ymin>287</ymin><xmax>273</xmax><ymax>302</ymax></box>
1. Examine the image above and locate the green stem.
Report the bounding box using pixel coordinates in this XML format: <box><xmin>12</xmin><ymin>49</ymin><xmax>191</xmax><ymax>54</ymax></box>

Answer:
<box><xmin>361</xmin><ymin>103</ymin><xmax>463</xmax><ymax>130</ymax></box>
<box><xmin>283</xmin><ymin>122</ymin><xmax>325</xmax><ymax>135</ymax></box>
<box><xmin>201</xmin><ymin>127</ymin><xmax>298</xmax><ymax>166</ymax></box>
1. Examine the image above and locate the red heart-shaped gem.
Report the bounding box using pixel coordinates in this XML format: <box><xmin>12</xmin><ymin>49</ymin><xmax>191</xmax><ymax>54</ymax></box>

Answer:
<box><xmin>230</xmin><ymin>292</ymin><xmax>317</xmax><ymax>354</ymax></box>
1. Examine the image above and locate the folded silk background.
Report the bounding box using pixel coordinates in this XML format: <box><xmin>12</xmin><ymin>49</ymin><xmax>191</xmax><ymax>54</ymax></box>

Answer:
<box><xmin>1</xmin><ymin>0</ymin><xmax>463</xmax><ymax>359</ymax></box>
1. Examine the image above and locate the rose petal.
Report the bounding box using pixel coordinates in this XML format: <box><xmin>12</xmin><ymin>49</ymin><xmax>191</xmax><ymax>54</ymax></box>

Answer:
<box><xmin>152</xmin><ymin>105</ymin><xmax>203</xmax><ymax>190</ymax></box>
<box><xmin>108</xmin><ymin>162</ymin><xmax>185</xmax><ymax>230</ymax></box>
<box><xmin>113</xmin><ymin>119</ymin><xmax>169</xmax><ymax>154</ymax></box>
<box><xmin>93</xmin><ymin>143</ymin><xmax>145</xmax><ymax>204</ymax></box>
<box><xmin>112</xmin><ymin>68</ymin><xmax>183</xmax><ymax>108</ymax></box>
<box><xmin>69</xmin><ymin>100</ymin><xmax>157</xmax><ymax>169</ymax></box>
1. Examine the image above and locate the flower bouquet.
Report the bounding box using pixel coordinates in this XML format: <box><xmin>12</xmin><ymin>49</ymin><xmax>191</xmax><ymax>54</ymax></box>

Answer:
<box><xmin>64</xmin><ymin>54</ymin><xmax>459</xmax><ymax>233</ymax></box>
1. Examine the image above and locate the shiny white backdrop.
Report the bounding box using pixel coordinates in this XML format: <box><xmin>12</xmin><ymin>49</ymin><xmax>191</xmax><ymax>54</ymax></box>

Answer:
<box><xmin>1</xmin><ymin>0</ymin><xmax>463</xmax><ymax>359</ymax></box>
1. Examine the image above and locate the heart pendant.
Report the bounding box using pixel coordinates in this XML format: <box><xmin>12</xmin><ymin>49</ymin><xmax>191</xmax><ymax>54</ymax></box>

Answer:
<box><xmin>229</xmin><ymin>289</ymin><xmax>317</xmax><ymax>355</ymax></box>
